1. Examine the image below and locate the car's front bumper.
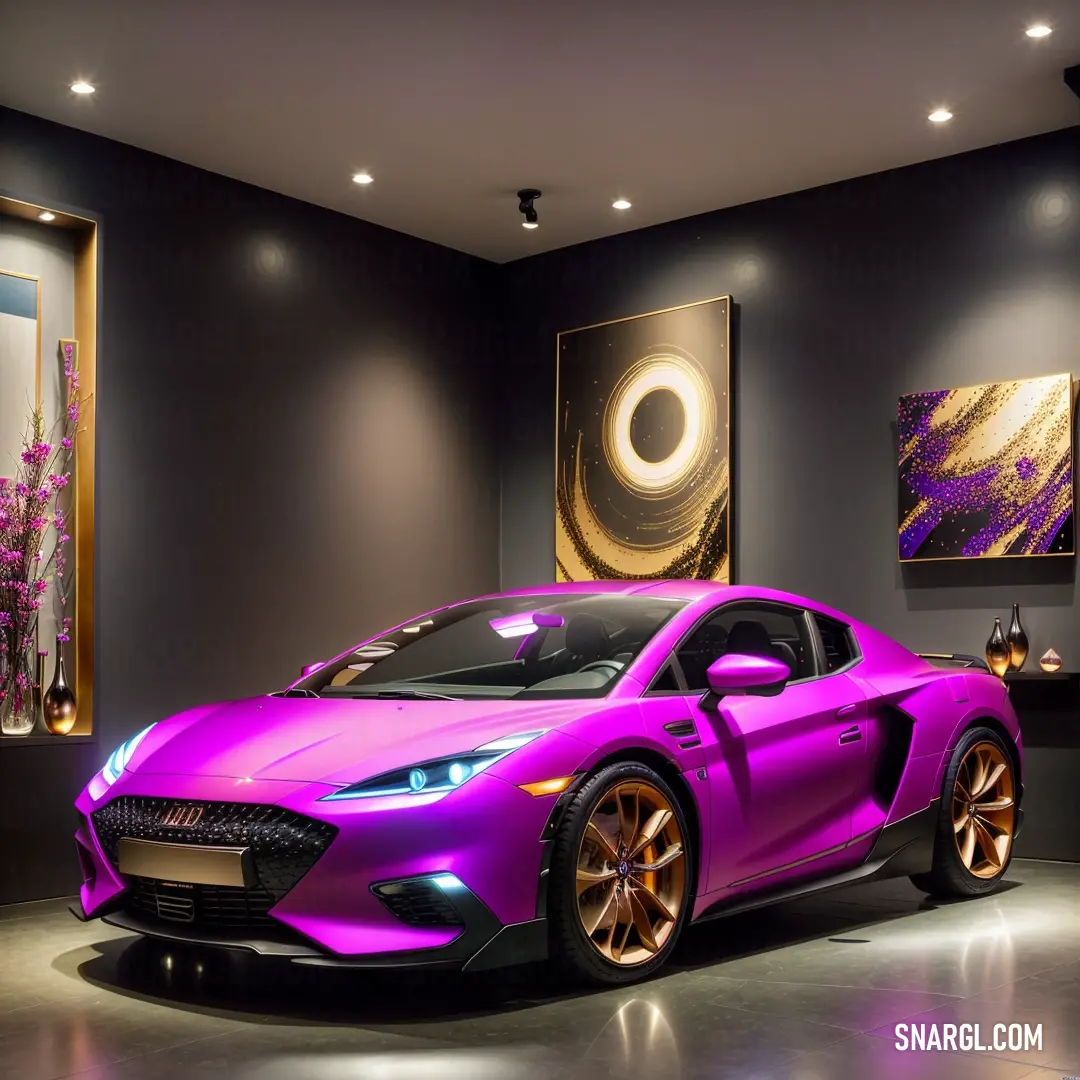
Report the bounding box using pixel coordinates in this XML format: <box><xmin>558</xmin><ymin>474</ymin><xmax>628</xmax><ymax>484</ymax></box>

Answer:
<box><xmin>74</xmin><ymin>769</ymin><xmax>559</xmax><ymax>971</ymax></box>
<box><xmin>70</xmin><ymin>888</ymin><xmax>550</xmax><ymax>973</ymax></box>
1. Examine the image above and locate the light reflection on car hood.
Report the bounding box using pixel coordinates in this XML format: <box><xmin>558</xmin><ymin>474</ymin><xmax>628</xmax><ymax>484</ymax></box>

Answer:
<box><xmin>133</xmin><ymin>695</ymin><xmax>605</xmax><ymax>785</ymax></box>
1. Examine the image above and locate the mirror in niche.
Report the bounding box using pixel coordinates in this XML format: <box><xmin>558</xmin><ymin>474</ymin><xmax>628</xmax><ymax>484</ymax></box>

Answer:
<box><xmin>0</xmin><ymin>326</ymin><xmax>82</xmax><ymax>735</ymax></box>
<box><xmin>0</xmin><ymin>200</ymin><xmax>97</xmax><ymax>740</ymax></box>
<box><xmin>0</xmin><ymin>268</ymin><xmax>41</xmax><ymax>734</ymax></box>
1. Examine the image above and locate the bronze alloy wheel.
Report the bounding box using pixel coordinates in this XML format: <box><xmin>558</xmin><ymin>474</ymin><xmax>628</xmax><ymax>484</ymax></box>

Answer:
<box><xmin>952</xmin><ymin>740</ymin><xmax>1016</xmax><ymax>879</ymax></box>
<box><xmin>576</xmin><ymin>779</ymin><xmax>686</xmax><ymax>966</ymax></box>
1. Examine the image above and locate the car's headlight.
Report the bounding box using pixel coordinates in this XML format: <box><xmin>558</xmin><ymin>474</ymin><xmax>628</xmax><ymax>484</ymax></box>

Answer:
<box><xmin>321</xmin><ymin>729</ymin><xmax>547</xmax><ymax>801</ymax></box>
<box><xmin>101</xmin><ymin>725</ymin><xmax>156</xmax><ymax>787</ymax></box>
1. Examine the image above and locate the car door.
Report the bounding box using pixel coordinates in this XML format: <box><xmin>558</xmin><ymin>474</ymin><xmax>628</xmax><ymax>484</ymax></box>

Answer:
<box><xmin>673</xmin><ymin>602</ymin><xmax>866</xmax><ymax>894</ymax></box>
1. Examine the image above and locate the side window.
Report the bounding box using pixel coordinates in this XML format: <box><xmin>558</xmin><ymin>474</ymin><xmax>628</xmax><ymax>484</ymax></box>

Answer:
<box><xmin>675</xmin><ymin>605</ymin><xmax>815</xmax><ymax>691</ymax></box>
<box><xmin>814</xmin><ymin>614</ymin><xmax>857</xmax><ymax>673</ymax></box>
<box><xmin>647</xmin><ymin>663</ymin><xmax>681</xmax><ymax>694</ymax></box>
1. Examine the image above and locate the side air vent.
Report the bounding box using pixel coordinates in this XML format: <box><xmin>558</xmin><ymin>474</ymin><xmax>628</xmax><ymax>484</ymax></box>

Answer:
<box><xmin>874</xmin><ymin>705</ymin><xmax>915</xmax><ymax>808</ymax></box>
<box><xmin>663</xmin><ymin>719</ymin><xmax>697</xmax><ymax>738</ymax></box>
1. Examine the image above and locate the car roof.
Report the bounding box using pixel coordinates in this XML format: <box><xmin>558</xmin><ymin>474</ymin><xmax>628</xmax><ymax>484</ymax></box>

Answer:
<box><xmin>493</xmin><ymin>579</ymin><xmax>724</xmax><ymax>601</ymax></box>
<box><xmin>490</xmin><ymin>580</ymin><xmax>855</xmax><ymax>623</ymax></box>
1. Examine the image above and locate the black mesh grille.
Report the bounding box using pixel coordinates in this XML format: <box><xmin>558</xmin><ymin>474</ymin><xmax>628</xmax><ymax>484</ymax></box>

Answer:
<box><xmin>127</xmin><ymin>878</ymin><xmax>280</xmax><ymax>931</ymax></box>
<box><xmin>372</xmin><ymin>879</ymin><xmax>463</xmax><ymax>927</ymax></box>
<box><xmin>91</xmin><ymin>797</ymin><xmax>337</xmax><ymax>937</ymax></box>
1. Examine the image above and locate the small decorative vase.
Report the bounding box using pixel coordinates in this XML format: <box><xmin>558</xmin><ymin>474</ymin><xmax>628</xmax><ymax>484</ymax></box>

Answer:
<box><xmin>1040</xmin><ymin>648</ymin><xmax>1063</xmax><ymax>673</ymax></box>
<box><xmin>43</xmin><ymin>635</ymin><xmax>77</xmax><ymax>736</ymax></box>
<box><xmin>0</xmin><ymin>649</ymin><xmax>36</xmax><ymax>736</ymax></box>
<box><xmin>1006</xmin><ymin>603</ymin><xmax>1029</xmax><ymax>672</ymax></box>
<box><xmin>986</xmin><ymin>618</ymin><xmax>1011</xmax><ymax>678</ymax></box>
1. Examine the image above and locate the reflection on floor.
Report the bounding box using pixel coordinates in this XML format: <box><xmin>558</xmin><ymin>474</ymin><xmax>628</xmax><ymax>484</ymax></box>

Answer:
<box><xmin>1</xmin><ymin>859</ymin><xmax>1079</xmax><ymax>1079</ymax></box>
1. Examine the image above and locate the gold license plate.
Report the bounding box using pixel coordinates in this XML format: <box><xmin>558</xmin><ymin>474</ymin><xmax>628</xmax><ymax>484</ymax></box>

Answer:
<box><xmin>117</xmin><ymin>838</ymin><xmax>253</xmax><ymax>887</ymax></box>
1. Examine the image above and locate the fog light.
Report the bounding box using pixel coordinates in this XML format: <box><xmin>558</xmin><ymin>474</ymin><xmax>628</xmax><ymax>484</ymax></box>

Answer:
<box><xmin>431</xmin><ymin>873</ymin><xmax>466</xmax><ymax>891</ymax></box>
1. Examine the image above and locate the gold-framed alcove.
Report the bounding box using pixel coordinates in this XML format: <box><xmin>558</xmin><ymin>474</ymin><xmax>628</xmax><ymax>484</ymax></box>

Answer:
<box><xmin>0</xmin><ymin>195</ymin><xmax>97</xmax><ymax>739</ymax></box>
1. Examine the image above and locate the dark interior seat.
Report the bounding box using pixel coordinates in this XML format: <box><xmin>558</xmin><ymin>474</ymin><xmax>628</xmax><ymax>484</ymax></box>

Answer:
<box><xmin>773</xmin><ymin>640</ymin><xmax>798</xmax><ymax>677</ymax></box>
<box><xmin>726</xmin><ymin>620</ymin><xmax>796</xmax><ymax>677</ymax></box>
<box><xmin>565</xmin><ymin>613</ymin><xmax>612</xmax><ymax>665</ymax></box>
<box><xmin>724</xmin><ymin>620</ymin><xmax>773</xmax><ymax>657</ymax></box>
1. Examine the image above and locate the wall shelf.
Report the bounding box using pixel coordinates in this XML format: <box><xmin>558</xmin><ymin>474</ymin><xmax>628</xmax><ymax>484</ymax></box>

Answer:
<box><xmin>1005</xmin><ymin>671</ymin><xmax>1077</xmax><ymax>681</ymax></box>
<box><xmin>0</xmin><ymin>735</ymin><xmax>97</xmax><ymax>749</ymax></box>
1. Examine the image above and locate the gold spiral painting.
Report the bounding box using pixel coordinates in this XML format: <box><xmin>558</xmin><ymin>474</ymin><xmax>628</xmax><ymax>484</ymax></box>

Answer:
<box><xmin>555</xmin><ymin>297</ymin><xmax>731</xmax><ymax>582</ymax></box>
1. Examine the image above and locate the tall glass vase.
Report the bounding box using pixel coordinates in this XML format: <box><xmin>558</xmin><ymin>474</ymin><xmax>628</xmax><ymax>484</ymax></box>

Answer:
<box><xmin>0</xmin><ymin>648</ymin><xmax>36</xmax><ymax>736</ymax></box>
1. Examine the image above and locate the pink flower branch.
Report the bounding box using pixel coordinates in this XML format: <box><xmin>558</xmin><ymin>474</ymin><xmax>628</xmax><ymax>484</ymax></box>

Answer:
<box><xmin>0</xmin><ymin>361</ymin><xmax>86</xmax><ymax>714</ymax></box>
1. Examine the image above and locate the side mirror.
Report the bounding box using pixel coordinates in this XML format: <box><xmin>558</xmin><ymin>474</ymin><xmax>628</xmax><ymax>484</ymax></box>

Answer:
<box><xmin>706</xmin><ymin>653</ymin><xmax>789</xmax><ymax>698</ymax></box>
<box><xmin>301</xmin><ymin>661</ymin><xmax>326</xmax><ymax>678</ymax></box>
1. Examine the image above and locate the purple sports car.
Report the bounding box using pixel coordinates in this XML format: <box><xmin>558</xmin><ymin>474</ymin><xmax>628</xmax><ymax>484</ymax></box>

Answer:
<box><xmin>73</xmin><ymin>582</ymin><xmax>1023</xmax><ymax>984</ymax></box>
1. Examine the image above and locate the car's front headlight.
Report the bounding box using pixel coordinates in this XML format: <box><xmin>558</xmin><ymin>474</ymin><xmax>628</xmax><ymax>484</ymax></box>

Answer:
<box><xmin>87</xmin><ymin>724</ymin><xmax>156</xmax><ymax>801</ymax></box>
<box><xmin>320</xmin><ymin>729</ymin><xmax>547</xmax><ymax>801</ymax></box>
<box><xmin>101</xmin><ymin>725</ymin><xmax>156</xmax><ymax>787</ymax></box>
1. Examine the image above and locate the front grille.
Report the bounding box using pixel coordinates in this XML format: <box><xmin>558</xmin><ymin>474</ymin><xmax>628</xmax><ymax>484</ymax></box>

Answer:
<box><xmin>91</xmin><ymin>797</ymin><xmax>337</xmax><ymax>938</ymax></box>
<box><xmin>371</xmin><ymin>878</ymin><xmax>463</xmax><ymax>927</ymax></box>
<box><xmin>127</xmin><ymin>878</ymin><xmax>280</xmax><ymax>931</ymax></box>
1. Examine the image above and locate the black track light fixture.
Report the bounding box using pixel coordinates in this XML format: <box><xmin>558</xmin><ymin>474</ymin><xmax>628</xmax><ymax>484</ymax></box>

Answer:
<box><xmin>518</xmin><ymin>188</ymin><xmax>541</xmax><ymax>229</ymax></box>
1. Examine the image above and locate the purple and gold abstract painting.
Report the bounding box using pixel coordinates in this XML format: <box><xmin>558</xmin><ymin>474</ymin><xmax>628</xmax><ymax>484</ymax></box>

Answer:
<box><xmin>556</xmin><ymin>297</ymin><xmax>730</xmax><ymax>582</ymax></box>
<box><xmin>898</xmin><ymin>374</ymin><xmax>1074</xmax><ymax>561</ymax></box>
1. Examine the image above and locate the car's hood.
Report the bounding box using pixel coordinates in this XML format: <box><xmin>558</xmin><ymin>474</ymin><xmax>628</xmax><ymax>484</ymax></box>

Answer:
<box><xmin>134</xmin><ymin>695</ymin><xmax>601</xmax><ymax>785</ymax></box>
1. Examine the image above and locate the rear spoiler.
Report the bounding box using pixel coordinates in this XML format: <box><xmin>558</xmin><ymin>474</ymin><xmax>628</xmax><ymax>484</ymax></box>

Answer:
<box><xmin>918</xmin><ymin>652</ymin><xmax>991</xmax><ymax>674</ymax></box>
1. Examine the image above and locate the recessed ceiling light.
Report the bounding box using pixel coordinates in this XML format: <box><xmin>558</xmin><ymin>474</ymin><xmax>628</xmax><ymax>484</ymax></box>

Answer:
<box><xmin>612</xmin><ymin>199</ymin><xmax>632</xmax><ymax>210</ymax></box>
<box><xmin>928</xmin><ymin>108</ymin><xmax>953</xmax><ymax>123</ymax></box>
<box><xmin>70</xmin><ymin>81</ymin><xmax>96</xmax><ymax>95</ymax></box>
<box><xmin>351</xmin><ymin>172</ymin><xmax>374</xmax><ymax>185</ymax></box>
<box><xmin>1025</xmin><ymin>24</ymin><xmax>1052</xmax><ymax>38</ymax></box>
<box><xmin>522</xmin><ymin>221</ymin><xmax>539</xmax><ymax>230</ymax></box>
<box><xmin>38</xmin><ymin>211</ymin><xmax>56</xmax><ymax>222</ymax></box>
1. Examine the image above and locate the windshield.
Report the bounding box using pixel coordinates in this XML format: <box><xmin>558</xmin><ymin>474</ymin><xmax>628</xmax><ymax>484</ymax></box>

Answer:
<box><xmin>296</xmin><ymin>594</ymin><xmax>684</xmax><ymax>700</ymax></box>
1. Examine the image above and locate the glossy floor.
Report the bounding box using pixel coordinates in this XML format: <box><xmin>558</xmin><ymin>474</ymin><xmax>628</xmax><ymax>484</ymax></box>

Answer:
<box><xmin>3</xmin><ymin>860</ymin><xmax>1080</xmax><ymax>1079</ymax></box>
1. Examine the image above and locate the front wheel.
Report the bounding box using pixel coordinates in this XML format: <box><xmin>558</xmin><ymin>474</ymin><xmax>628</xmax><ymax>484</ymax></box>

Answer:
<box><xmin>548</xmin><ymin>761</ymin><xmax>692</xmax><ymax>985</ymax></box>
<box><xmin>910</xmin><ymin>726</ymin><xmax>1018</xmax><ymax>899</ymax></box>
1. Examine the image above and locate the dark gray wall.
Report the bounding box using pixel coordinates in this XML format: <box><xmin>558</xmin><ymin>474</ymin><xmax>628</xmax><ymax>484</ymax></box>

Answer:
<box><xmin>500</xmin><ymin>126</ymin><xmax>1080</xmax><ymax>670</ymax></box>
<box><xmin>0</xmin><ymin>107</ymin><xmax>501</xmax><ymax>903</ymax></box>
<box><xmin>2</xmin><ymin>108</ymin><xmax>1079</xmax><ymax>903</ymax></box>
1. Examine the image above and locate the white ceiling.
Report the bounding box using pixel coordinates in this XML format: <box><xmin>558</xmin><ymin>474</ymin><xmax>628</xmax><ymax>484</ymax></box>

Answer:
<box><xmin>1</xmin><ymin>1</ymin><xmax>1078</xmax><ymax>263</ymax></box>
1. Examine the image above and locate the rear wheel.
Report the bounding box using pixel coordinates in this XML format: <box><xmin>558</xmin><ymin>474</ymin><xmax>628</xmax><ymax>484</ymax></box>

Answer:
<box><xmin>910</xmin><ymin>726</ymin><xmax>1017</xmax><ymax>899</ymax></box>
<box><xmin>548</xmin><ymin>761</ymin><xmax>692</xmax><ymax>985</ymax></box>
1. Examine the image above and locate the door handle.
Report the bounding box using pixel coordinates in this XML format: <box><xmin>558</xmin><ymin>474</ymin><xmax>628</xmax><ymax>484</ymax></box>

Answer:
<box><xmin>836</xmin><ymin>704</ymin><xmax>858</xmax><ymax>719</ymax></box>
<box><xmin>838</xmin><ymin>725</ymin><xmax>862</xmax><ymax>745</ymax></box>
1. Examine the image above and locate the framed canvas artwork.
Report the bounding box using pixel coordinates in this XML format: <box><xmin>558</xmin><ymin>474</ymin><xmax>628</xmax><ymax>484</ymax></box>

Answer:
<box><xmin>898</xmin><ymin>373</ymin><xmax>1074</xmax><ymax>561</ymax></box>
<box><xmin>556</xmin><ymin>296</ymin><xmax>731</xmax><ymax>582</ymax></box>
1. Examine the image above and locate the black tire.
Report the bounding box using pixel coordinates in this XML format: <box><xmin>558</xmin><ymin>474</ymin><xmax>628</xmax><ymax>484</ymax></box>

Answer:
<box><xmin>548</xmin><ymin>761</ymin><xmax>693</xmax><ymax>985</ymax></box>
<box><xmin>910</xmin><ymin>725</ymin><xmax>1018</xmax><ymax>899</ymax></box>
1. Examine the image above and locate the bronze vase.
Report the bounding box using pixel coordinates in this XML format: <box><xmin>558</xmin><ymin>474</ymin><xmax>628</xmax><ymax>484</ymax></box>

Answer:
<box><xmin>43</xmin><ymin>634</ymin><xmax>77</xmax><ymax>735</ymax></box>
<box><xmin>1006</xmin><ymin>603</ymin><xmax>1028</xmax><ymax>672</ymax></box>
<box><xmin>986</xmin><ymin>617</ymin><xmax>1010</xmax><ymax>678</ymax></box>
